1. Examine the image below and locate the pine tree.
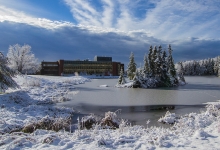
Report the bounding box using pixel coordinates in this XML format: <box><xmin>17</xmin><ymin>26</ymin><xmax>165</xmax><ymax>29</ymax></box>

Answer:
<box><xmin>208</xmin><ymin>58</ymin><xmax>214</xmax><ymax>75</ymax></box>
<box><xmin>127</xmin><ymin>52</ymin><xmax>136</xmax><ymax>80</ymax></box>
<box><xmin>214</xmin><ymin>56</ymin><xmax>220</xmax><ymax>76</ymax></box>
<box><xmin>148</xmin><ymin>45</ymin><xmax>153</xmax><ymax>77</ymax></box>
<box><xmin>0</xmin><ymin>52</ymin><xmax>18</xmax><ymax>92</ymax></box>
<box><xmin>156</xmin><ymin>45</ymin><xmax>163</xmax><ymax>77</ymax></box>
<box><xmin>132</xmin><ymin>70</ymin><xmax>141</xmax><ymax>88</ymax></box>
<box><xmin>177</xmin><ymin>62</ymin><xmax>185</xmax><ymax>83</ymax></box>
<box><xmin>118</xmin><ymin>68</ymin><xmax>126</xmax><ymax>84</ymax></box>
<box><xmin>160</xmin><ymin>50</ymin><xmax>171</xmax><ymax>86</ymax></box>
<box><xmin>167</xmin><ymin>44</ymin><xmax>178</xmax><ymax>85</ymax></box>
<box><xmin>152</xmin><ymin>46</ymin><xmax>158</xmax><ymax>76</ymax></box>
<box><xmin>143</xmin><ymin>54</ymin><xmax>149</xmax><ymax>77</ymax></box>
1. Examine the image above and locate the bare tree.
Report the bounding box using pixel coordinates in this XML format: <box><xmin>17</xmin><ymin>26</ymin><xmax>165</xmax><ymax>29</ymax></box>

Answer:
<box><xmin>7</xmin><ymin>44</ymin><xmax>40</xmax><ymax>74</ymax></box>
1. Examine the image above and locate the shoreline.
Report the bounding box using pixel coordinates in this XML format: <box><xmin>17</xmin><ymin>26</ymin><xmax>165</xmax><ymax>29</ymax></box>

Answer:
<box><xmin>0</xmin><ymin>75</ymin><xmax>220</xmax><ymax>149</ymax></box>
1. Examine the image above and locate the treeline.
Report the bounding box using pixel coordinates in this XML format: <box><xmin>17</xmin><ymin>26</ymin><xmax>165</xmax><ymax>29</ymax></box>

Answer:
<box><xmin>121</xmin><ymin>45</ymin><xmax>185</xmax><ymax>88</ymax></box>
<box><xmin>176</xmin><ymin>56</ymin><xmax>220</xmax><ymax>76</ymax></box>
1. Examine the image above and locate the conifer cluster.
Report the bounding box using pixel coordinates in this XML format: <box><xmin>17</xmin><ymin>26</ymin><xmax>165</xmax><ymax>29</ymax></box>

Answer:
<box><xmin>127</xmin><ymin>45</ymin><xmax>181</xmax><ymax>88</ymax></box>
<box><xmin>177</xmin><ymin>56</ymin><xmax>220</xmax><ymax>76</ymax></box>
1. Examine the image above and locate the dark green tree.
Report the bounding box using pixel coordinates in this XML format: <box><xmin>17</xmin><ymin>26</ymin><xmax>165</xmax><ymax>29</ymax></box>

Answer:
<box><xmin>127</xmin><ymin>52</ymin><xmax>136</xmax><ymax>80</ymax></box>
<box><xmin>214</xmin><ymin>56</ymin><xmax>220</xmax><ymax>77</ymax></box>
<box><xmin>148</xmin><ymin>45</ymin><xmax>153</xmax><ymax>77</ymax></box>
<box><xmin>118</xmin><ymin>68</ymin><xmax>126</xmax><ymax>84</ymax></box>
<box><xmin>156</xmin><ymin>45</ymin><xmax>163</xmax><ymax>77</ymax></box>
<box><xmin>167</xmin><ymin>44</ymin><xmax>178</xmax><ymax>85</ymax></box>
<box><xmin>152</xmin><ymin>46</ymin><xmax>158</xmax><ymax>75</ymax></box>
<box><xmin>132</xmin><ymin>70</ymin><xmax>141</xmax><ymax>88</ymax></box>
<box><xmin>160</xmin><ymin>50</ymin><xmax>171</xmax><ymax>86</ymax></box>
<box><xmin>177</xmin><ymin>62</ymin><xmax>185</xmax><ymax>83</ymax></box>
<box><xmin>143</xmin><ymin>54</ymin><xmax>150</xmax><ymax>76</ymax></box>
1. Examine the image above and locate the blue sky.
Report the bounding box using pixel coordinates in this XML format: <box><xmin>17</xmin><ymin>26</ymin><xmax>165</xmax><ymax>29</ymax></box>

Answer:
<box><xmin>0</xmin><ymin>0</ymin><xmax>220</xmax><ymax>66</ymax></box>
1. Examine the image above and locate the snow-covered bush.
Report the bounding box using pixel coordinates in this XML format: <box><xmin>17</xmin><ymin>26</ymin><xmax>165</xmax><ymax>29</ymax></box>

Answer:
<box><xmin>80</xmin><ymin>114</ymin><xmax>97</xmax><ymax>129</ymax></box>
<box><xmin>205</xmin><ymin>101</ymin><xmax>220</xmax><ymax>117</ymax></box>
<box><xmin>24</xmin><ymin>77</ymin><xmax>41</xmax><ymax>87</ymax></box>
<box><xmin>119</xmin><ymin>119</ymin><xmax>129</xmax><ymax>133</ymax></box>
<box><xmin>77</xmin><ymin>111</ymin><xmax>121</xmax><ymax>130</ymax></box>
<box><xmin>158</xmin><ymin>111</ymin><xmax>178</xmax><ymax>124</ymax></box>
<box><xmin>100</xmin><ymin>111</ymin><xmax>120</xmax><ymax>129</ymax></box>
<box><xmin>22</xmin><ymin>115</ymin><xmax>71</xmax><ymax>133</ymax></box>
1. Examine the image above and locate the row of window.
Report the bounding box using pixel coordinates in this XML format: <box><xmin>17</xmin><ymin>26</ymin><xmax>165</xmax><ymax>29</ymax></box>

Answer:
<box><xmin>64</xmin><ymin>69</ymin><xmax>111</xmax><ymax>71</ymax></box>
<box><xmin>43</xmin><ymin>69</ymin><xmax>58</xmax><ymax>72</ymax></box>
<box><xmin>42</xmin><ymin>66</ymin><xmax>58</xmax><ymax>70</ymax></box>
<box><xmin>64</xmin><ymin>61</ymin><xmax>112</xmax><ymax>65</ymax></box>
<box><xmin>64</xmin><ymin>66</ymin><xmax>112</xmax><ymax>70</ymax></box>
<box><xmin>64</xmin><ymin>63</ymin><xmax>111</xmax><ymax>67</ymax></box>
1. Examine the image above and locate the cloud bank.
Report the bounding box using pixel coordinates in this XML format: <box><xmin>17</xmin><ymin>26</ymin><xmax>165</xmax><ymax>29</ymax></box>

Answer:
<box><xmin>0</xmin><ymin>0</ymin><xmax>220</xmax><ymax>66</ymax></box>
<box><xmin>64</xmin><ymin>0</ymin><xmax>220</xmax><ymax>40</ymax></box>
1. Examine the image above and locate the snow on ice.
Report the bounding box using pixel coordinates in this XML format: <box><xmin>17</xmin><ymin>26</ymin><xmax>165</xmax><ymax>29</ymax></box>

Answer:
<box><xmin>0</xmin><ymin>75</ymin><xmax>220</xmax><ymax>149</ymax></box>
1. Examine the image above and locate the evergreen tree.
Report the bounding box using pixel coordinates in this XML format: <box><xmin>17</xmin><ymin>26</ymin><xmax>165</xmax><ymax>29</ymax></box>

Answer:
<box><xmin>143</xmin><ymin>54</ymin><xmax>149</xmax><ymax>77</ymax></box>
<box><xmin>0</xmin><ymin>52</ymin><xmax>18</xmax><ymax>92</ymax></box>
<box><xmin>199</xmin><ymin>60</ymin><xmax>206</xmax><ymax>75</ymax></box>
<box><xmin>193</xmin><ymin>61</ymin><xmax>200</xmax><ymax>75</ymax></box>
<box><xmin>152</xmin><ymin>46</ymin><xmax>158</xmax><ymax>75</ymax></box>
<box><xmin>180</xmin><ymin>56</ymin><xmax>219</xmax><ymax>76</ymax></box>
<box><xmin>160</xmin><ymin>50</ymin><xmax>171</xmax><ymax>86</ymax></box>
<box><xmin>148</xmin><ymin>45</ymin><xmax>153</xmax><ymax>77</ymax></box>
<box><xmin>127</xmin><ymin>52</ymin><xmax>136</xmax><ymax>80</ymax></box>
<box><xmin>126</xmin><ymin>44</ymin><xmax>183</xmax><ymax>88</ymax></box>
<box><xmin>177</xmin><ymin>62</ymin><xmax>185</xmax><ymax>83</ymax></box>
<box><xmin>167</xmin><ymin>44</ymin><xmax>178</xmax><ymax>85</ymax></box>
<box><xmin>156</xmin><ymin>45</ymin><xmax>163</xmax><ymax>77</ymax></box>
<box><xmin>167</xmin><ymin>45</ymin><xmax>175</xmax><ymax>76</ymax></box>
<box><xmin>132</xmin><ymin>70</ymin><xmax>141</xmax><ymax>88</ymax></box>
<box><xmin>214</xmin><ymin>56</ymin><xmax>220</xmax><ymax>76</ymax></box>
<box><xmin>118</xmin><ymin>68</ymin><xmax>126</xmax><ymax>84</ymax></box>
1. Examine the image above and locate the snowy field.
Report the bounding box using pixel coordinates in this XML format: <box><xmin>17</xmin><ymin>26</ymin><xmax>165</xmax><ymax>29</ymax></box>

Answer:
<box><xmin>0</xmin><ymin>75</ymin><xmax>220</xmax><ymax>149</ymax></box>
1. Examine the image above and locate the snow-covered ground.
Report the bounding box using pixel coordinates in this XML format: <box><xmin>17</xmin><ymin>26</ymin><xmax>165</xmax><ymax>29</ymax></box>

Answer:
<box><xmin>0</xmin><ymin>75</ymin><xmax>220</xmax><ymax>149</ymax></box>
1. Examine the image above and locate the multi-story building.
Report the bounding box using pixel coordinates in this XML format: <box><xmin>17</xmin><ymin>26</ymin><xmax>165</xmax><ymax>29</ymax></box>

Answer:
<box><xmin>41</xmin><ymin>56</ymin><xmax>124</xmax><ymax>76</ymax></box>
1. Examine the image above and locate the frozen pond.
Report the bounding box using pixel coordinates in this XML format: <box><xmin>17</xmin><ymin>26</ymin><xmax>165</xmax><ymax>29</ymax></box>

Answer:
<box><xmin>58</xmin><ymin>76</ymin><xmax>220</xmax><ymax>127</ymax></box>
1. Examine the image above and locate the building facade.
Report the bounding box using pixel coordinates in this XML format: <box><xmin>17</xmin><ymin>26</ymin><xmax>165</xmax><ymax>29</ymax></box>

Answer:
<box><xmin>41</xmin><ymin>56</ymin><xmax>124</xmax><ymax>76</ymax></box>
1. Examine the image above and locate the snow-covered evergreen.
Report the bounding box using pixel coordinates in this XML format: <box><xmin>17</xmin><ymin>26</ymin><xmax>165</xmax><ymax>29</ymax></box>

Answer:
<box><xmin>118</xmin><ymin>68</ymin><xmax>126</xmax><ymax>85</ymax></box>
<box><xmin>148</xmin><ymin>45</ymin><xmax>153</xmax><ymax>77</ymax></box>
<box><xmin>167</xmin><ymin>45</ymin><xmax>178</xmax><ymax>85</ymax></box>
<box><xmin>177</xmin><ymin>56</ymin><xmax>220</xmax><ymax>77</ymax></box>
<box><xmin>216</xmin><ymin>56</ymin><xmax>220</xmax><ymax>77</ymax></box>
<box><xmin>0</xmin><ymin>52</ymin><xmax>18</xmax><ymax>92</ymax></box>
<box><xmin>160</xmin><ymin>50</ymin><xmax>171</xmax><ymax>87</ymax></box>
<box><xmin>143</xmin><ymin>54</ymin><xmax>149</xmax><ymax>77</ymax></box>
<box><xmin>127</xmin><ymin>52</ymin><xmax>137</xmax><ymax>80</ymax></box>
<box><xmin>176</xmin><ymin>62</ymin><xmax>186</xmax><ymax>85</ymax></box>
<box><xmin>122</xmin><ymin>45</ymin><xmax>183</xmax><ymax>88</ymax></box>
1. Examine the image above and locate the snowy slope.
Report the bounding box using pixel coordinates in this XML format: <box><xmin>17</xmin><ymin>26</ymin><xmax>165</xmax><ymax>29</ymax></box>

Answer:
<box><xmin>0</xmin><ymin>75</ymin><xmax>220</xmax><ymax>149</ymax></box>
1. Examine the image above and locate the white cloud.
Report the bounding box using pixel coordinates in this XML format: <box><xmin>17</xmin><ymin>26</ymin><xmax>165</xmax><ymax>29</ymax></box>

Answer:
<box><xmin>64</xmin><ymin>0</ymin><xmax>220</xmax><ymax>41</ymax></box>
<box><xmin>0</xmin><ymin>0</ymin><xmax>220</xmax><ymax>64</ymax></box>
<box><xmin>1</xmin><ymin>0</ymin><xmax>220</xmax><ymax>41</ymax></box>
<box><xmin>0</xmin><ymin>5</ymin><xmax>74</xmax><ymax>29</ymax></box>
<box><xmin>101</xmin><ymin>0</ymin><xmax>115</xmax><ymax>27</ymax></box>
